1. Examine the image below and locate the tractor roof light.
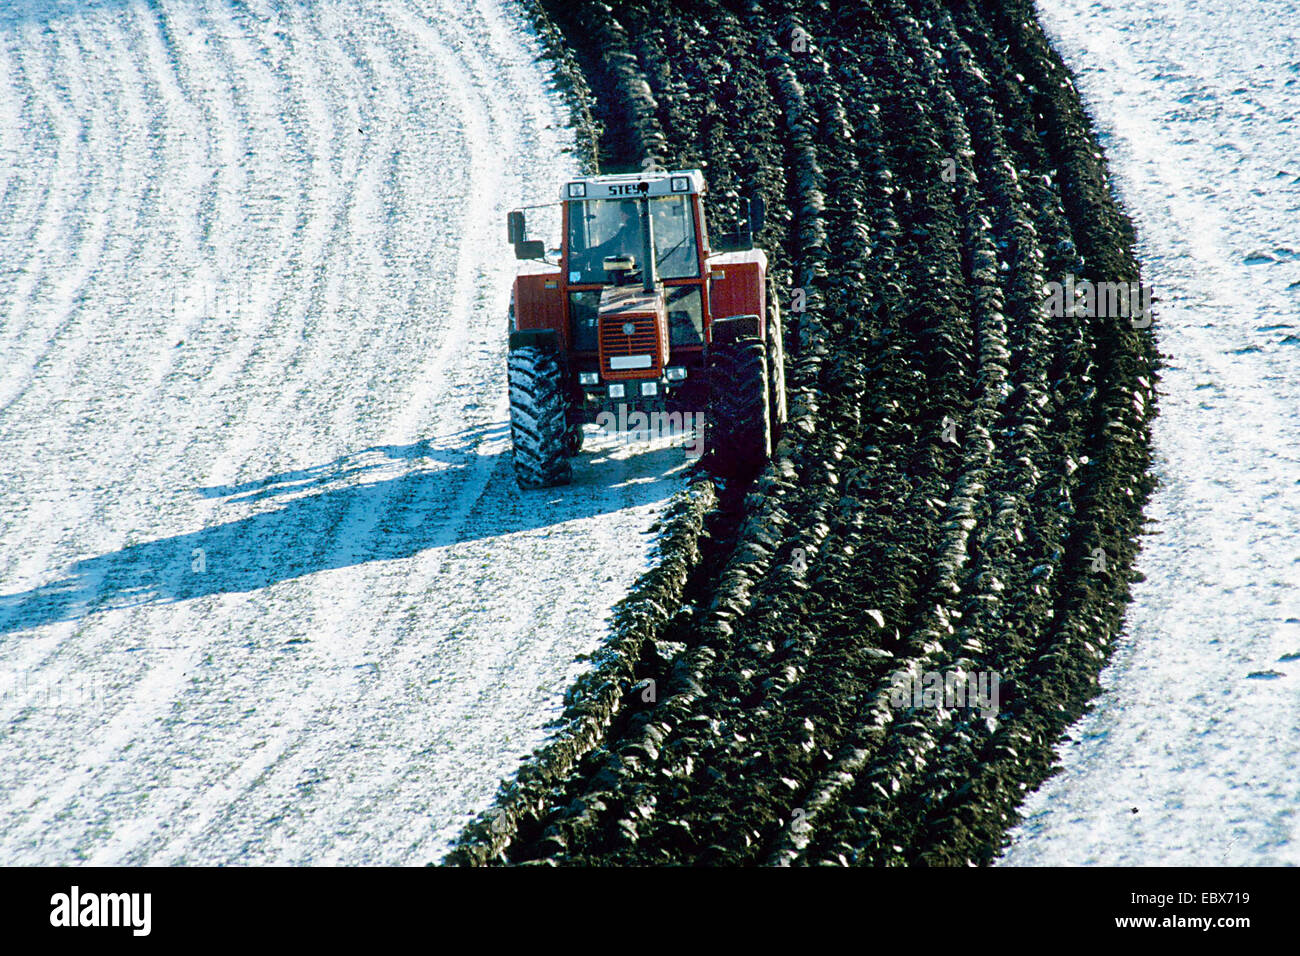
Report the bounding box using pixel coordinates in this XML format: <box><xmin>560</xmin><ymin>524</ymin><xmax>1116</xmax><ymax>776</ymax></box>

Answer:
<box><xmin>671</xmin><ymin>176</ymin><xmax>690</xmax><ymax>192</ymax></box>
<box><xmin>567</xmin><ymin>182</ymin><xmax>586</xmax><ymax>198</ymax></box>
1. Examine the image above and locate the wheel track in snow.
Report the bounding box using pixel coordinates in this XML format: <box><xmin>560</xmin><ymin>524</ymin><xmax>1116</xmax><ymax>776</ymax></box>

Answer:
<box><xmin>121</xmin><ymin>1</ymin><xmax>535</xmax><ymax>861</ymax></box>
<box><xmin>72</xmin><ymin>0</ymin><xmax>414</xmax><ymax>863</ymax></box>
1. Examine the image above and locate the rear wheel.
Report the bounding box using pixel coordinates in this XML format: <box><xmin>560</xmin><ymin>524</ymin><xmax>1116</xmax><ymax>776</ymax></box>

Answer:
<box><xmin>706</xmin><ymin>339</ymin><xmax>770</xmax><ymax>479</ymax></box>
<box><xmin>766</xmin><ymin>286</ymin><xmax>788</xmax><ymax>448</ymax></box>
<box><xmin>508</xmin><ymin>345</ymin><xmax>572</xmax><ymax>488</ymax></box>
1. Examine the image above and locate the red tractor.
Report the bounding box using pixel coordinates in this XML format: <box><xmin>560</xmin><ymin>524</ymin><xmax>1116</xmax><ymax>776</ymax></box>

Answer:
<box><xmin>505</xmin><ymin>169</ymin><xmax>786</xmax><ymax>488</ymax></box>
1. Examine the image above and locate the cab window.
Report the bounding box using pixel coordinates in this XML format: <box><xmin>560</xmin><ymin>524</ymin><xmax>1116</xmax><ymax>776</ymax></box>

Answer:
<box><xmin>667</xmin><ymin>286</ymin><xmax>703</xmax><ymax>345</ymax></box>
<box><xmin>567</xmin><ymin>199</ymin><xmax>640</xmax><ymax>283</ymax></box>
<box><xmin>566</xmin><ymin>195</ymin><xmax>700</xmax><ymax>283</ymax></box>
<box><xmin>650</xmin><ymin>196</ymin><xmax>699</xmax><ymax>280</ymax></box>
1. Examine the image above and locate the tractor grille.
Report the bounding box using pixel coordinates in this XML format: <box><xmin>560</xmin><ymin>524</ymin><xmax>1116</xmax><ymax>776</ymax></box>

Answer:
<box><xmin>599</xmin><ymin>314</ymin><xmax>660</xmax><ymax>376</ymax></box>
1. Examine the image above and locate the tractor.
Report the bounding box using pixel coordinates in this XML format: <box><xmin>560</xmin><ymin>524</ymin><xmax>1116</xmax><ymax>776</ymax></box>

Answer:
<box><xmin>505</xmin><ymin>168</ymin><xmax>786</xmax><ymax>489</ymax></box>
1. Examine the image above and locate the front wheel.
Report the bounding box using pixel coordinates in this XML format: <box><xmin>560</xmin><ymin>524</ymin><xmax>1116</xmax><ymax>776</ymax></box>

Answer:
<box><xmin>508</xmin><ymin>345</ymin><xmax>572</xmax><ymax>488</ymax></box>
<box><xmin>567</xmin><ymin>419</ymin><xmax>584</xmax><ymax>456</ymax></box>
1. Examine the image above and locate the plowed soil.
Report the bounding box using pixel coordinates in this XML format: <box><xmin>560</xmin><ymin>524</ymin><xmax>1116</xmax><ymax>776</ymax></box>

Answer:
<box><xmin>450</xmin><ymin>0</ymin><xmax>1159</xmax><ymax>866</ymax></box>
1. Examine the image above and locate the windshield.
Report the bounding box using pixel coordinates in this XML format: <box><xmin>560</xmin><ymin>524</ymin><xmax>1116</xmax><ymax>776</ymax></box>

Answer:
<box><xmin>566</xmin><ymin>196</ymin><xmax>699</xmax><ymax>283</ymax></box>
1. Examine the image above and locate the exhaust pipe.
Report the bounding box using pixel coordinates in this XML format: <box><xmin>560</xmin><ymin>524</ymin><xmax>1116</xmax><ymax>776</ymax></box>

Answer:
<box><xmin>640</xmin><ymin>197</ymin><xmax>658</xmax><ymax>293</ymax></box>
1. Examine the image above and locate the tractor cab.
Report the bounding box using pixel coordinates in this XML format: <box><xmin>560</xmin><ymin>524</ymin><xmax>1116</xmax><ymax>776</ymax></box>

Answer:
<box><xmin>564</xmin><ymin>189</ymin><xmax>702</xmax><ymax>287</ymax></box>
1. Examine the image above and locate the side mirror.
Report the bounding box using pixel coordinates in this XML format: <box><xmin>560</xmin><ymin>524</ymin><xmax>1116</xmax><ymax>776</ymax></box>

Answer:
<box><xmin>506</xmin><ymin>210</ymin><xmax>526</xmax><ymax>245</ymax></box>
<box><xmin>514</xmin><ymin>239</ymin><xmax>545</xmax><ymax>260</ymax></box>
<box><xmin>713</xmin><ymin>195</ymin><xmax>765</xmax><ymax>253</ymax></box>
<box><xmin>712</xmin><ymin>232</ymin><xmax>753</xmax><ymax>253</ymax></box>
<box><xmin>748</xmin><ymin>195</ymin><xmax>765</xmax><ymax>235</ymax></box>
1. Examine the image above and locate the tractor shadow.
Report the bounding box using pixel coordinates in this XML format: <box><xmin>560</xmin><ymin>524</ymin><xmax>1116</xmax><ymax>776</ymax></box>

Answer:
<box><xmin>0</xmin><ymin>422</ymin><xmax>693</xmax><ymax>637</ymax></box>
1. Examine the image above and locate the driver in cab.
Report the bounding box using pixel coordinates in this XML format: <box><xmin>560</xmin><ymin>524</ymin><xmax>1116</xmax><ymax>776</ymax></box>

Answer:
<box><xmin>587</xmin><ymin>200</ymin><xmax>642</xmax><ymax>268</ymax></box>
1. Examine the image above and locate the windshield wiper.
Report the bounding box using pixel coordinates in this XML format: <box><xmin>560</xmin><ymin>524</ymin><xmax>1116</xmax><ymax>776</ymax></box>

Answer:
<box><xmin>657</xmin><ymin>234</ymin><xmax>690</xmax><ymax>272</ymax></box>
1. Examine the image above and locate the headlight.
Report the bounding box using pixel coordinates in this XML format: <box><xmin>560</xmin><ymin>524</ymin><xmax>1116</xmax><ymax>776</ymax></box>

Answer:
<box><xmin>608</xmin><ymin>383</ymin><xmax>626</xmax><ymax>399</ymax></box>
<box><xmin>640</xmin><ymin>381</ymin><xmax>659</xmax><ymax>396</ymax></box>
<box><xmin>579</xmin><ymin>371</ymin><xmax>599</xmax><ymax>386</ymax></box>
<box><xmin>665</xmin><ymin>366</ymin><xmax>687</xmax><ymax>381</ymax></box>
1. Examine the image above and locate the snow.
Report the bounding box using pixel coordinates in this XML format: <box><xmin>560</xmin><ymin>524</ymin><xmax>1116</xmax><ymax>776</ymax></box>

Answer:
<box><xmin>0</xmin><ymin>0</ymin><xmax>687</xmax><ymax>864</ymax></box>
<box><xmin>1001</xmin><ymin>0</ymin><xmax>1300</xmax><ymax>865</ymax></box>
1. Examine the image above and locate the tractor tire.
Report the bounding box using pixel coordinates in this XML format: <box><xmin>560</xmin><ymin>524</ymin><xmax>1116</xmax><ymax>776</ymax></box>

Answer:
<box><xmin>706</xmin><ymin>339</ymin><xmax>771</xmax><ymax>479</ymax></box>
<box><xmin>508</xmin><ymin>345</ymin><xmax>572</xmax><ymax>489</ymax></box>
<box><xmin>767</xmin><ymin>285</ymin><xmax>788</xmax><ymax>447</ymax></box>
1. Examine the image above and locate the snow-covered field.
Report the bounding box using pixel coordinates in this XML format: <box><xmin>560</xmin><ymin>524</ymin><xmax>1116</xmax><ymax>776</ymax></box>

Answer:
<box><xmin>0</xmin><ymin>0</ymin><xmax>686</xmax><ymax>864</ymax></box>
<box><xmin>1003</xmin><ymin>0</ymin><xmax>1300</xmax><ymax>865</ymax></box>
